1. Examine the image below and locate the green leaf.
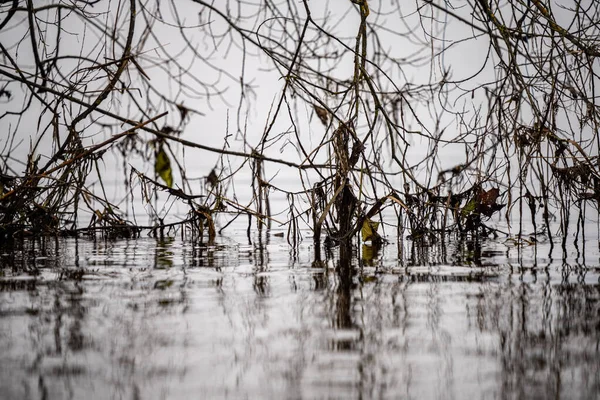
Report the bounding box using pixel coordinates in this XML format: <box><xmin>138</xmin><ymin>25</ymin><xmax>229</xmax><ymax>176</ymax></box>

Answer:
<box><xmin>361</xmin><ymin>218</ymin><xmax>380</xmax><ymax>242</ymax></box>
<box><xmin>155</xmin><ymin>147</ymin><xmax>173</xmax><ymax>187</ymax></box>
<box><xmin>461</xmin><ymin>197</ymin><xmax>478</xmax><ymax>217</ymax></box>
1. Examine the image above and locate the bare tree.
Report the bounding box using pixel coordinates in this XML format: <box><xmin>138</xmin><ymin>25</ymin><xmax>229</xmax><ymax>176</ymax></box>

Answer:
<box><xmin>0</xmin><ymin>0</ymin><xmax>598</xmax><ymax>247</ymax></box>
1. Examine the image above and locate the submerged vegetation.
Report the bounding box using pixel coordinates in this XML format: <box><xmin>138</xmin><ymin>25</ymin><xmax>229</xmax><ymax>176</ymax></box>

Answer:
<box><xmin>0</xmin><ymin>0</ymin><xmax>598</xmax><ymax>251</ymax></box>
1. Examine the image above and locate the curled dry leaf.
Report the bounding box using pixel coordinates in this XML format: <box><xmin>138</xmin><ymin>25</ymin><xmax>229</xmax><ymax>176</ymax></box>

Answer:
<box><xmin>176</xmin><ymin>103</ymin><xmax>190</xmax><ymax>121</ymax></box>
<box><xmin>206</xmin><ymin>168</ymin><xmax>218</xmax><ymax>188</ymax></box>
<box><xmin>313</xmin><ymin>105</ymin><xmax>329</xmax><ymax>126</ymax></box>
<box><xmin>160</xmin><ymin>125</ymin><xmax>181</xmax><ymax>135</ymax></box>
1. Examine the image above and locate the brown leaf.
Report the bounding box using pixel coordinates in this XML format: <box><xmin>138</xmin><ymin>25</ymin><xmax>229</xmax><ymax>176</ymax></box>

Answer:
<box><xmin>348</xmin><ymin>139</ymin><xmax>364</xmax><ymax>167</ymax></box>
<box><xmin>176</xmin><ymin>103</ymin><xmax>190</xmax><ymax>121</ymax></box>
<box><xmin>314</xmin><ymin>105</ymin><xmax>329</xmax><ymax>126</ymax></box>
<box><xmin>206</xmin><ymin>168</ymin><xmax>218</xmax><ymax>188</ymax></box>
<box><xmin>480</xmin><ymin>202</ymin><xmax>506</xmax><ymax>217</ymax></box>
<box><xmin>477</xmin><ymin>187</ymin><xmax>505</xmax><ymax>217</ymax></box>
<box><xmin>160</xmin><ymin>125</ymin><xmax>181</xmax><ymax>135</ymax></box>
<box><xmin>478</xmin><ymin>187</ymin><xmax>499</xmax><ymax>206</ymax></box>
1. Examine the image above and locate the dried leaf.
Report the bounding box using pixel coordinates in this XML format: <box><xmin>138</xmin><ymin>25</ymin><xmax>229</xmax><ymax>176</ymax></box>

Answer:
<box><xmin>314</xmin><ymin>105</ymin><xmax>329</xmax><ymax>126</ymax></box>
<box><xmin>481</xmin><ymin>202</ymin><xmax>506</xmax><ymax>217</ymax></box>
<box><xmin>462</xmin><ymin>187</ymin><xmax>505</xmax><ymax>219</ymax></box>
<box><xmin>479</xmin><ymin>187</ymin><xmax>499</xmax><ymax>206</ymax></box>
<box><xmin>176</xmin><ymin>103</ymin><xmax>190</xmax><ymax>121</ymax></box>
<box><xmin>206</xmin><ymin>168</ymin><xmax>218</xmax><ymax>188</ymax></box>
<box><xmin>160</xmin><ymin>125</ymin><xmax>181</xmax><ymax>135</ymax></box>
<box><xmin>349</xmin><ymin>139</ymin><xmax>364</xmax><ymax>167</ymax></box>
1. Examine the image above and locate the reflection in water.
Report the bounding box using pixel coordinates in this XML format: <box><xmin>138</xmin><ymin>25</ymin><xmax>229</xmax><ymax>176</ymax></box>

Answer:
<box><xmin>0</xmin><ymin>235</ymin><xmax>599</xmax><ymax>399</ymax></box>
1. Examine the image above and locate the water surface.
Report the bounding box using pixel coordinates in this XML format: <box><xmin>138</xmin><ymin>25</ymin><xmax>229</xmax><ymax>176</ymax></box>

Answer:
<box><xmin>1</xmin><ymin>232</ymin><xmax>599</xmax><ymax>399</ymax></box>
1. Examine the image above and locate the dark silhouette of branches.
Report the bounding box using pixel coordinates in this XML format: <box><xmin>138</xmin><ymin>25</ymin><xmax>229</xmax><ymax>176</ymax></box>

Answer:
<box><xmin>0</xmin><ymin>0</ymin><xmax>597</xmax><ymax>247</ymax></box>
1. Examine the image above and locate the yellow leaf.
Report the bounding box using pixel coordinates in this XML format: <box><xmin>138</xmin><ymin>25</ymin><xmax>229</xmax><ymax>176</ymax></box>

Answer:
<box><xmin>362</xmin><ymin>244</ymin><xmax>376</xmax><ymax>264</ymax></box>
<box><xmin>361</xmin><ymin>218</ymin><xmax>380</xmax><ymax>242</ymax></box>
<box><xmin>155</xmin><ymin>147</ymin><xmax>173</xmax><ymax>187</ymax></box>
